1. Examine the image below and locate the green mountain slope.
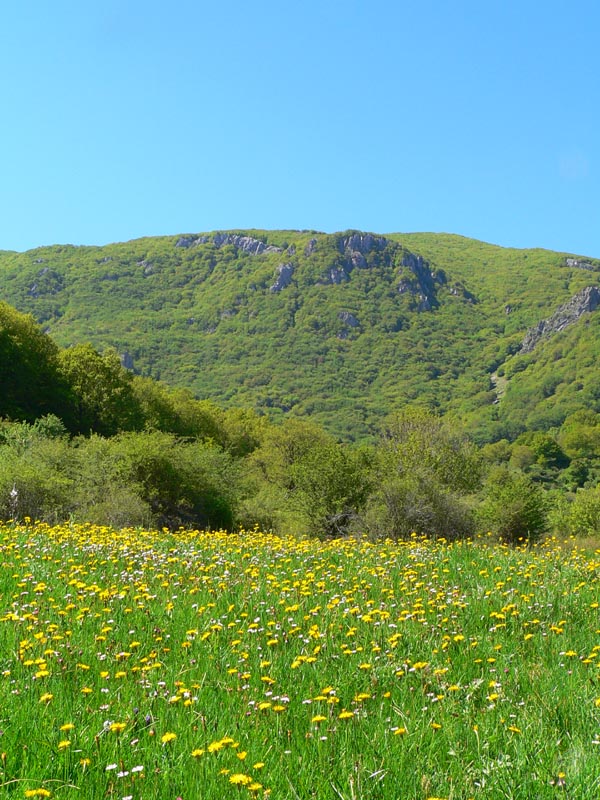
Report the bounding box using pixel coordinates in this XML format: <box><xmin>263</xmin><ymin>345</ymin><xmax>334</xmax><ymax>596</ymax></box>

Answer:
<box><xmin>1</xmin><ymin>229</ymin><xmax>598</xmax><ymax>441</ymax></box>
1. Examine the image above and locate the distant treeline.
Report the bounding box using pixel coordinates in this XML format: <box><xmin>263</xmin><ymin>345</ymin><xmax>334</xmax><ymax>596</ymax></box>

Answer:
<box><xmin>2</xmin><ymin>301</ymin><xmax>600</xmax><ymax>541</ymax></box>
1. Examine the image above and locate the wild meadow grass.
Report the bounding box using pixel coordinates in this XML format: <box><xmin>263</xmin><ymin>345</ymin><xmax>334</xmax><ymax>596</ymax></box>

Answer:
<box><xmin>0</xmin><ymin>523</ymin><xmax>600</xmax><ymax>799</ymax></box>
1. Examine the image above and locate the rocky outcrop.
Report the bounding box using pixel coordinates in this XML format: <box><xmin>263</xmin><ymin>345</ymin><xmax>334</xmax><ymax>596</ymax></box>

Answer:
<box><xmin>398</xmin><ymin>252</ymin><xmax>445</xmax><ymax>311</ymax></box>
<box><xmin>175</xmin><ymin>235</ymin><xmax>208</xmax><ymax>248</ymax></box>
<box><xmin>564</xmin><ymin>257</ymin><xmax>597</xmax><ymax>271</ymax></box>
<box><xmin>270</xmin><ymin>263</ymin><xmax>295</xmax><ymax>292</ymax></box>
<box><xmin>520</xmin><ymin>286</ymin><xmax>600</xmax><ymax>353</ymax></box>
<box><xmin>339</xmin><ymin>233</ymin><xmax>387</xmax><ymax>256</ymax></box>
<box><xmin>304</xmin><ymin>238</ymin><xmax>318</xmax><ymax>256</ymax></box>
<box><xmin>212</xmin><ymin>233</ymin><xmax>282</xmax><ymax>255</ymax></box>
<box><xmin>175</xmin><ymin>233</ymin><xmax>282</xmax><ymax>255</ymax></box>
<box><xmin>339</xmin><ymin>233</ymin><xmax>387</xmax><ymax>270</ymax></box>
<box><xmin>338</xmin><ymin>311</ymin><xmax>360</xmax><ymax>327</ymax></box>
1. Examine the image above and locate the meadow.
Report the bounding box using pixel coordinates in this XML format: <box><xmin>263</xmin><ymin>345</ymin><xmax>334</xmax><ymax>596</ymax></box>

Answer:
<box><xmin>1</xmin><ymin>524</ymin><xmax>600</xmax><ymax>799</ymax></box>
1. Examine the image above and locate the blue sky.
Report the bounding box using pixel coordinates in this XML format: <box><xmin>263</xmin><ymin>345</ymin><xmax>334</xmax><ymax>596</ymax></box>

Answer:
<box><xmin>1</xmin><ymin>0</ymin><xmax>599</xmax><ymax>255</ymax></box>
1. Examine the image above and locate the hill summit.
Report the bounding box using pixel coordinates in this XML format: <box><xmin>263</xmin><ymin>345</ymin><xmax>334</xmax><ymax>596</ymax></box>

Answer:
<box><xmin>1</xmin><ymin>229</ymin><xmax>599</xmax><ymax>442</ymax></box>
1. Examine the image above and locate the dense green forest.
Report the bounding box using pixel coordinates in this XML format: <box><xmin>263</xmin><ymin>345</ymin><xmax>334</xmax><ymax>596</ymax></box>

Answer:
<box><xmin>1</xmin><ymin>229</ymin><xmax>600</xmax><ymax>443</ymax></box>
<box><xmin>3</xmin><ymin>295</ymin><xmax>600</xmax><ymax>541</ymax></box>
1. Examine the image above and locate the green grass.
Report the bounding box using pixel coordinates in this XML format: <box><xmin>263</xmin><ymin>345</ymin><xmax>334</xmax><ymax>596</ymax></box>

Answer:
<box><xmin>1</xmin><ymin>523</ymin><xmax>600</xmax><ymax>798</ymax></box>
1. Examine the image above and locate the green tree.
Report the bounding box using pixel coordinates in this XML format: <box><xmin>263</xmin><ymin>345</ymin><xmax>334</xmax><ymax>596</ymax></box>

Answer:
<box><xmin>58</xmin><ymin>344</ymin><xmax>142</xmax><ymax>435</ymax></box>
<box><xmin>478</xmin><ymin>466</ymin><xmax>547</xmax><ymax>544</ymax></box>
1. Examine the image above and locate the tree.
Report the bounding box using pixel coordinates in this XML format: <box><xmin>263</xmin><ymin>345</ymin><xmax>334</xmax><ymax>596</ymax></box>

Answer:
<box><xmin>291</xmin><ymin>443</ymin><xmax>373</xmax><ymax>537</ymax></box>
<box><xmin>363</xmin><ymin>407</ymin><xmax>480</xmax><ymax>540</ymax></box>
<box><xmin>58</xmin><ymin>344</ymin><xmax>142</xmax><ymax>435</ymax></box>
<box><xmin>478</xmin><ymin>466</ymin><xmax>547</xmax><ymax>544</ymax></box>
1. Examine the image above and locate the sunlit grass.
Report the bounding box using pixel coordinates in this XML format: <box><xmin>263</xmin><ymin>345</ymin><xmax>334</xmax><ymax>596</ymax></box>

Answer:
<box><xmin>0</xmin><ymin>523</ymin><xmax>599</xmax><ymax>798</ymax></box>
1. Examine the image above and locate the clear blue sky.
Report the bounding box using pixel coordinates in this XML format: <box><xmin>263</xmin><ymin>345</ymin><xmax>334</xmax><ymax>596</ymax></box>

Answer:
<box><xmin>1</xmin><ymin>1</ymin><xmax>599</xmax><ymax>255</ymax></box>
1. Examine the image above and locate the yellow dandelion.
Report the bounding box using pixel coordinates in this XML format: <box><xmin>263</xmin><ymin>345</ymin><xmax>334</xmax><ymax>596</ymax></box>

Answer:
<box><xmin>229</xmin><ymin>774</ymin><xmax>252</xmax><ymax>786</ymax></box>
<box><xmin>59</xmin><ymin>723</ymin><xmax>75</xmax><ymax>732</ymax></box>
<box><xmin>24</xmin><ymin>791</ymin><xmax>52</xmax><ymax>798</ymax></box>
<box><xmin>312</xmin><ymin>715</ymin><xmax>327</xmax><ymax>723</ymax></box>
<box><xmin>57</xmin><ymin>740</ymin><xmax>71</xmax><ymax>751</ymax></box>
<box><xmin>191</xmin><ymin>748</ymin><xmax>205</xmax><ymax>758</ymax></box>
<box><xmin>109</xmin><ymin>722</ymin><xmax>126</xmax><ymax>734</ymax></box>
<box><xmin>338</xmin><ymin>710</ymin><xmax>354</xmax><ymax>720</ymax></box>
<box><xmin>208</xmin><ymin>739</ymin><xmax>226</xmax><ymax>753</ymax></box>
<box><xmin>161</xmin><ymin>732</ymin><xmax>177</xmax><ymax>744</ymax></box>
<box><xmin>39</xmin><ymin>693</ymin><xmax>53</xmax><ymax>704</ymax></box>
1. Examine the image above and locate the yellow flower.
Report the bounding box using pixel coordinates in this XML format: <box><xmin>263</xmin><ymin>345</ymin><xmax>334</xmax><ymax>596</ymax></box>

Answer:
<box><xmin>229</xmin><ymin>774</ymin><xmax>252</xmax><ymax>786</ymax></box>
<box><xmin>191</xmin><ymin>748</ymin><xmax>205</xmax><ymax>758</ymax></box>
<box><xmin>312</xmin><ymin>715</ymin><xmax>327</xmax><ymax>723</ymax></box>
<box><xmin>161</xmin><ymin>732</ymin><xmax>177</xmax><ymax>744</ymax></box>
<box><xmin>57</xmin><ymin>740</ymin><xmax>71</xmax><ymax>751</ymax></box>
<box><xmin>110</xmin><ymin>722</ymin><xmax>126</xmax><ymax>734</ymax></box>
<box><xmin>24</xmin><ymin>791</ymin><xmax>52</xmax><ymax>798</ymax></box>
<box><xmin>59</xmin><ymin>723</ymin><xmax>75</xmax><ymax>732</ymax></box>
<box><xmin>338</xmin><ymin>710</ymin><xmax>354</xmax><ymax>720</ymax></box>
<box><xmin>39</xmin><ymin>693</ymin><xmax>53</xmax><ymax>704</ymax></box>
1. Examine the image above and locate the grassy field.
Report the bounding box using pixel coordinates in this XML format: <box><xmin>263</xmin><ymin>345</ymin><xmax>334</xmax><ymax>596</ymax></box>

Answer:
<box><xmin>1</xmin><ymin>524</ymin><xmax>600</xmax><ymax>799</ymax></box>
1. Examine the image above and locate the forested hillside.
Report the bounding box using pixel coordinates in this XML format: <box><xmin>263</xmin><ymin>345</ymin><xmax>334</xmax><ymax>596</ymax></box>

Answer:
<box><xmin>1</xmin><ymin>230</ymin><xmax>599</xmax><ymax>442</ymax></box>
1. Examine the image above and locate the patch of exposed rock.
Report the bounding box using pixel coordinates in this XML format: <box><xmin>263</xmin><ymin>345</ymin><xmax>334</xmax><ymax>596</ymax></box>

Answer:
<box><xmin>212</xmin><ymin>233</ymin><xmax>282</xmax><ymax>255</ymax></box>
<box><xmin>520</xmin><ymin>286</ymin><xmax>600</xmax><ymax>353</ymax></box>
<box><xmin>304</xmin><ymin>237</ymin><xmax>318</xmax><ymax>256</ymax></box>
<box><xmin>175</xmin><ymin>233</ymin><xmax>282</xmax><ymax>255</ymax></box>
<box><xmin>564</xmin><ymin>257</ymin><xmax>598</xmax><ymax>271</ymax></box>
<box><xmin>270</xmin><ymin>263</ymin><xmax>295</xmax><ymax>292</ymax></box>
<box><xmin>339</xmin><ymin>232</ymin><xmax>387</xmax><ymax>255</ymax></box>
<box><xmin>398</xmin><ymin>252</ymin><xmax>445</xmax><ymax>311</ymax></box>
<box><xmin>175</xmin><ymin>235</ymin><xmax>208</xmax><ymax>248</ymax></box>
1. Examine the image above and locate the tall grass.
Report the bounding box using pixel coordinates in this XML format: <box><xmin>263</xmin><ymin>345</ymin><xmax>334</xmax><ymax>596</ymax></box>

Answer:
<box><xmin>0</xmin><ymin>523</ymin><xmax>599</xmax><ymax>799</ymax></box>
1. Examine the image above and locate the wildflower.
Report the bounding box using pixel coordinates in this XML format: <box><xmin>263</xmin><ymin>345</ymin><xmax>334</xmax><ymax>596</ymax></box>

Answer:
<box><xmin>24</xmin><ymin>791</ymin><xmax>52</xmax><ymax>798</ymax></box>
<box><xmin>161</xmin><ymin>732</ymin><xmax>177</xmax><ymax>745</ymax></box>
<box><xmin>191</xmin><ymin>748</ymin><xmax>205</xmax><ymax>758</ymax></box>
<box><xmin>312</xmin><ymin>715</ymin><xmax>327</xmax><ymax>723</ymax></box>
<box><xmin>60</xmin><ymin>723</ymin><xmax>75</xmax><ymax>732</ymax></box>
<box><xmin>110</xmin><ymin>722</ymin><xmax>126</xmax><ymax>734</ymax></box>
<box><xmin>39</xmin><ymin>693</ymin><xmax>53</xmax><ymax>704</ymax></box>
<box><xmin>57</xmin><ymin>740</ymin><xmax>71</xmax><ymax>751</ymax></box>
<box><xmin>229</xmin><ymin>774</ymin><xmax>252</xmax><ymax>786</ymax></box>
<box><xmin>338</xmin><ymin>710</ymin><xmax>354</xmax><ymax>720</ymax></box>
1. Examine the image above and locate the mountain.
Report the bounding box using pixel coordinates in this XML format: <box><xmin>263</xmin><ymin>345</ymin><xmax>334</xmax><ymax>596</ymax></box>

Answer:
<box><xmin>1</xmin><ymin>229</ymin><xmax>599</xmax><ymax>442</ymax></box>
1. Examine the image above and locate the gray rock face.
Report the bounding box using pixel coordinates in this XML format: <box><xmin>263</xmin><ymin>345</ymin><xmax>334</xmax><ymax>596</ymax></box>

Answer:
<box><xmin>327</xmin><ymin>267</ymin><xmax>349</xmax><ymax>284</ymax></box>
<box><xmin>339</xmin><ymin>233</ymin><xmax>387</xmax><ymax>254</ymax></box>
<box><xmin>565</xmin><ymin>257</ymin><xmax>597</xmax><ymax>271</ymax></box>
<box><xmin>270</xmin><ymin>263</ymin><xmax>295</xmax><ymax>292</ymax></box>
<box><xmin>398</xmin><ymin>251</ymin><xmax>444</xmax><ymax>311</ymax></box>
<box><xmin>338</xmin><ymin>311</ymin><xmax>360</xmax><ymax>327</ymax></box>
<box><xmin>175</xmin><ymin>235</ymin><xmax>209</xmax><ymax>248</ymax></box>
<box><xmin>213</xmin><ymin>233</ymin><xmax>282</xmax><ymax>255</ymax></box>
<box><xmin>305</xmin><ymin>238</ymin><xmax>318</xmax><ymax>256</ymax></box>
<box><xmin>520</xmin><ymin>286</ymin><xmax>600</xmax><ymax>353</ymax></box>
